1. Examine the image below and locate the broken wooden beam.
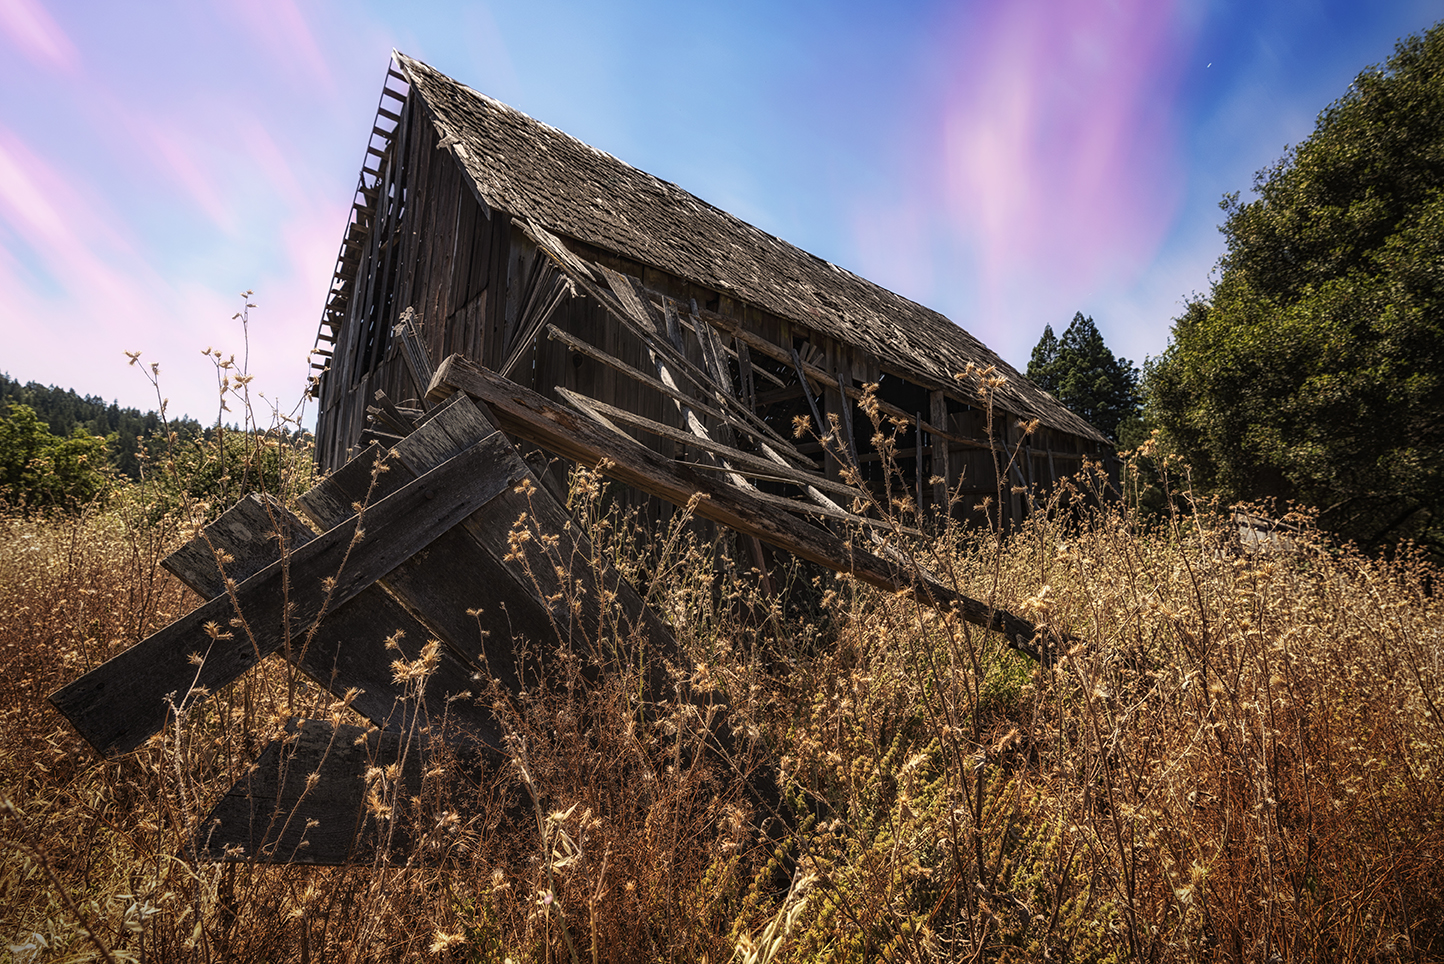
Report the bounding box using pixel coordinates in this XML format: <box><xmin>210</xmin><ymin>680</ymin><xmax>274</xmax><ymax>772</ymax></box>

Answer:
<box><xmin>160</xmin><ymin>493</ymin><xmax>500</xmax><ymax>749</ymax></box>
<box><xmin>429</xmin><ymin>355</ymin><xmax>1059</xmax><ymax>662</ymax></box>
<box><xmin>51</xmin><ymin>424</ymin><xmax>528</xmax><ymax>758</ymax></box>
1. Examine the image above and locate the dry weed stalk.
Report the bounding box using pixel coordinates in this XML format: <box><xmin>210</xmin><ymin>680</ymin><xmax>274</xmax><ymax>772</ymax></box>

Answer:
<box><xmin>3</xmin><ymin>324</ymin><xmax>1440</xmax><ymax>961</ymax></box>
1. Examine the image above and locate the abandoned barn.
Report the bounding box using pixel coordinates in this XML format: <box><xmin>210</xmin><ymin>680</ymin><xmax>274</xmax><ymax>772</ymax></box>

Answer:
<box><xmin>52</xmin><ymin>52</ymin><xmax>1097</xmax><ymax>861</ymax></box>
<box><xmin>309</xmin><ymin>53</ymin><xmax>1112</xmax><ymax>527</ymax></box>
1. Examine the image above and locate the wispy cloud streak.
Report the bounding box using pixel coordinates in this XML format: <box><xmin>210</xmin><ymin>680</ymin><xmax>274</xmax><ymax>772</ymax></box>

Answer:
<box><xmin>930</xmin><ymin>0</ymin><xmax>1190</xmax><ymax>351</ymax></box>
<box><xmin>223</xmin><ymin>0</ymin><xmax>336</xmax><ymax>95</ymax></box>
<box><xmin>0</xmin><ymin>0</ymin><xmax>78</xmax><ymax>72</ymax></box>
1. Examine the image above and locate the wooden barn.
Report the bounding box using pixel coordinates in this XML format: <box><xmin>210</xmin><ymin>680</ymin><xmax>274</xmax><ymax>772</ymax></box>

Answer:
<box><xmin>309</xmin><ymin>53</ymin><xmax>1112</xmax><ymax>528</ymax></box>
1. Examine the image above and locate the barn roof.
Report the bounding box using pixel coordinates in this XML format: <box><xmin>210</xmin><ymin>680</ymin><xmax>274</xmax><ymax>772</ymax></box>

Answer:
<box><xmin>391</xmin><ymin>52</ymin><xmax>1107</xmax><ymax>444</ymax></box>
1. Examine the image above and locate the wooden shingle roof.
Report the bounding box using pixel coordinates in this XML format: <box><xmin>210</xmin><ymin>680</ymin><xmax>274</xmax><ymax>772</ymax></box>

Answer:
<box><xmin>394</xmin><ymin>52</ymin><xmax>1107</xmax><ymax>444</ymax></box>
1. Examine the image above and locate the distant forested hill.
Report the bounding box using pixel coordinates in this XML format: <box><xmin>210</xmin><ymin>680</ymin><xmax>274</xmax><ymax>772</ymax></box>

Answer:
<box><xmin>0</xmin><ymin>373</ymin><xmax>203</xmax><ymax>480</ymax></box>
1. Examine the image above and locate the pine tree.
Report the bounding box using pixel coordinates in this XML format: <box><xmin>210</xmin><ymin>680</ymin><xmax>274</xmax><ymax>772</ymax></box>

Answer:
<box><xmin>1027</xmin><ymin>313</ymin><xmax>1140</xmax><ymax>443</ymax></box>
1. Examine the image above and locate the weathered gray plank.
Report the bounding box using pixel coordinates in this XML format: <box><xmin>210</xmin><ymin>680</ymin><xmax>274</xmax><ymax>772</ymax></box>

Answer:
<box><xmin>414</xmin><ymin>394</ymin><xmax>680</xmax><ymax>687</ymax></box>
<box><xmin>297</xmin><ymin>399</ymin><xmax>564</xmax><ymax>693</ymax></box>
<box><xmin>324</xmin><ymin>393</ymin><xmax>677</xmax><ymax>694</ymax></box>
<box><xmin>161</xmin><ymin>495</ymin><xmax>504</xmax><ymax>750</ymax></box>
<box><xmin>930</xmin><ymin>389</ymin><xmax>950</xmax><ymax>517</ymax></box>
<box><xmin>431</xmin><ymin>355</ymin><xmax>1062</xmax><ymax>663</ymax></box>
<box><xmin>51</xmin><ymin>429</ymin><xmax>528</xmax><ymax>757</ymax></box>
<box><xmin>196</xmin><ymin>719</ymin><xmax>423</xmax><ymax>865</ymax></box>
<box><xmin>552</xmin><ymin>388</ymin><xmax>865</xmax><ymax>506</ymax></box>
<box><xmin>161</xmin><ymin>495</ymin><xmax>317</xmax><ymax>599</ymax></box>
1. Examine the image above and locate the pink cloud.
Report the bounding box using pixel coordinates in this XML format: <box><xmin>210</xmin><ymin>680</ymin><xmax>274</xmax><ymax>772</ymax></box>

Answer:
<box><xmin>0</xmin><ymin>124</ymin><xmax>310</xmax><ymax>423</ymax></box>
<box><xmin>0</xmin><ymin>128</ymin><xmax>143</xmax><ymax>303</ymax></box>
<box><xmin>849</xmin><ymin>193</ymin><xmax>935</xmax><ymax>303</ymax></box>
<box><xmin>240</xmin><ymin>117</ymin><xmax>308</xmax><ymax>210</ymax></box>
<box><xmin>221</xmin><ymin>0</ymin><xmax>336</xmax><ymax>96</ymax></box>
<box><xmin>146</xmin><ymin>125</ymin><xmax>237</xmax><ymax>234</ymax></box>
<box><xmin>935</xmin><ymin>0</ymin><xmax>1188</xmax><ymax>346</ymax></box>
<box><xmin>0</xmin><ymin>0</ymin><xmax>77</xmax><ymax>72</ymax></box>
<box><xmin>0</xmin><ymin>136</ymin><xmax>68</xmax><ymax>243</ymax></box>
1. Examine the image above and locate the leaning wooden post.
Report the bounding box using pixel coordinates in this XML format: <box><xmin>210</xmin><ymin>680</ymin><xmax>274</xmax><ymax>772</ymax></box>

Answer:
<box><xmin>429</xmin><ymin>354</ymin><xmax>1066</xmax><ymax>664</ymax></box>
<box><xmin>930</xmin><ymin>390</ymin><xmax>950</xmax><ymax>522</ymax></box>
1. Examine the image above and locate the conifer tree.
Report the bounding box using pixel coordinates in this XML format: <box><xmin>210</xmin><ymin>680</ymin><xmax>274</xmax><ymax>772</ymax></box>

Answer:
<box><xmin>1027</xmin><ymin>312</ymin><xmax>1140</xmax><ymax>443</ymax></box>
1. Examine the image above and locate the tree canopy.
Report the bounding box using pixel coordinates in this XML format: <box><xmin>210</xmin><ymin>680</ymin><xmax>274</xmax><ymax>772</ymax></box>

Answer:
<box><xmin>0</xmin><ymin>372</ymin><xmax>202</xmax><ymax>480</ymax></box>
<box><xmin>0</xmin><ymin>373</ymin><xmax>312</xmax><ymax>518</ymax></box>
<box><xmin>1147</xmin><ymin>23</ymin><xmax>1444</xmax><ymax>557</ymax></box>
<box><xmin>0</xmin><ymin>404</ymin><xmax>110</xmax><ymax>511</ymax></box>
<box><xmin>1027</xmin><ymin>312</ymin><xmax>1141</xmax><ymax>443</ymax></box>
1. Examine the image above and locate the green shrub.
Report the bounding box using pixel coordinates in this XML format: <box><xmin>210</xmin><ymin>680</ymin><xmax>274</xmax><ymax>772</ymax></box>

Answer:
<box><xmin>0</xmin><ymin>403</ymin><xmax>111</xmax><ymax>511</ymax></box>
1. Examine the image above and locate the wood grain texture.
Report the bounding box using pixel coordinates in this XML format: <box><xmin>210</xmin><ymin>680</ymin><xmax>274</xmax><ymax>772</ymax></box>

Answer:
<box><xmin>298</xmin><ymin>396</ymin><xmax>565</xmax><ymax>694</ymax></box>
<box><xmin>381</xmin><ymin>393</ymin><xmax>680</xmax><ymax>697</ymax></box>
<box><xmin>51</xmin><ymin>428</ymin><xmax>527</xmax><ymax>758</ymax></box>
<box><xmin>161</xmin><ymin>495</ymin><xmax>504</xmax><ymax>751</ymax></box>
<box><xmin>431</xmin><ymin>355</ymin><xmax>1060</xmax><ymax>663</ymax></box>
<box><xmin>390</xmin><ymin>53</ymin><xmax>1105</xmax><ymax>446</ymax></box>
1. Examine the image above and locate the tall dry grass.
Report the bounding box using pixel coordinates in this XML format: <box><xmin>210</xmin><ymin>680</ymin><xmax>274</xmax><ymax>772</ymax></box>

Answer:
<box><xmin>1</xmin><ymin>378</ymin><xmax>1441</xmax><ymax>961</ymax></box>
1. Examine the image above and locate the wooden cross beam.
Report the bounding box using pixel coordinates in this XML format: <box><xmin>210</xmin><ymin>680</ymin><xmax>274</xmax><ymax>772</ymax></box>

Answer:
<box><xmin>49</xmin><ymin>391</ymin><xmax>699</xmax><ymax>863</ymax></box>
<box><xmin>196</xmin><ymin>719</ymin><xmax>424</xmax><ymax>864</ymax></box>
<box><xmin>50</xmin><ymin>422</ymin><xmax>528</xmax><ymax>758</ymax></box>
<box><xmin>160</xmin><ymin>492</ymin><xmax>497</xmax><ymax>747</ymax></box>
<box><xmin>428</xmin><ymin>355</ymin><xmax>1061</xmax><ymax>663</ymax></box>
<box><xmin>50</xmin><ymin>392</ymin><xmax>683</xmax><ymax>760</ymax></box>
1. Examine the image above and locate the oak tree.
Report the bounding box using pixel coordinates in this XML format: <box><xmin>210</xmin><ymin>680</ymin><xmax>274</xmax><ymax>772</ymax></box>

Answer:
<box><xmin>1148</xmin><ymin>23</ymin><xmax>1444</xmax><ymax>557</ymax></box>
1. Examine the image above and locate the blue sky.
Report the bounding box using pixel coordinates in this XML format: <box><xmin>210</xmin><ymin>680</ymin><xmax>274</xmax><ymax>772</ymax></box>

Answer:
<box><xmin>0</xmin><ymin>0</ymin><xmax>1438</xmax><ymax>425</ymax></box>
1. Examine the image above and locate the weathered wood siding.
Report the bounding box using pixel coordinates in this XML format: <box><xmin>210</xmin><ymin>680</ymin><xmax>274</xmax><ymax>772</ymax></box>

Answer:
<box><xmin>317</xmin><ymin>94</ymin><xmax>512</xmax><ymax>470</ymax></box>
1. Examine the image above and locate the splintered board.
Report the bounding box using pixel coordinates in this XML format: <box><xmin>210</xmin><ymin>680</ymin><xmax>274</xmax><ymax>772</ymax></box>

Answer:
<box><xmin>429</xmin><ymin>355</ymin><xmax>1061</xmax><ymax>664</ymax></box>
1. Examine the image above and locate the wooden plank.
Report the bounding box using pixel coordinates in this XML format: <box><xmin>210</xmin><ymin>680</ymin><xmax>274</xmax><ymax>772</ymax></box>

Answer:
<box><xmin>431</xmin><ymin>356</ymin><xmax>1061</xmax><ymax>663</ymax></box>
<box><xmin>737</xmin><ymin>339</ymin><xmax>757</xmax><ymax>408</ymax></box>
<box><xmin>661</xmin><ymin>307</ymin><xmax>785</xmax><ymax>389</ymax></box>
<box><xmin>50</xmin><ymin>428</ymin><xmax>528</xmax><ymax>758</ymax></box>
<box><xmin>297</xmin><ymin>397</ymin><xmax>621</xmax><ymax>698</ymax></box>
<box><xmin>447</xmin><ymin>168</ymin><xmax>479</xmax><ymax>334</ymax></box>
<box><xmin>695</xmin><ymin>301</ymin><xmax>992</xmax><ymax>450</ymax></box>
<box><xmin>368</xmin><ymin>389</ymin><xmax>419</xmax><ymax>436</ymax></box>
<box><xmin>160</xmin><ymin>495</ymin><xmax>503</xmax><ymax>750</ymax></box>
<box><xmin>916</xmin><ymin>412</ymin><xmax>925</xmax><ymax>516</ymax></box>
<box><xmin>930</xmin><ymin>390</ymin><xmax>950</xmax><ymax>517</ymax></box>
<box><xmin>551</xmin><ymin>388</ymin><xmax>868</xmax><ymax>506</ymax></box>
<box><xmin>161</xmin><ymin>494</ymin><xmax>316</xmax><ymax>599</ymax></box>
<box><xmin>499</xmin><ymin>271</ymin><xmax>573</xmax><ymax>379</ymax></box>
<box><xmin>691</xmin><ymin>307</ymin><xmax>739</xmax><ymax>449</ymax></box>
<box><xmin>580</xmin><ymin>263</ymin><xmax>801</xmax><ymax>457</ymax></box>
<box><xmin>196</xmin><ymin>720</ymin><xmax>423</xmax><ymax>865</ymax></box>
<box><xmin>790</xmin><ymin>346</ymin><xmax>826</xmax><ymax>442</ymax></box>
<box><xmin>484</xmin><ymin>213</ymin><xmax>513</xmax><ymax>373</ymax></box>
<box><xmin>386</xmin><ymin>396</ymin><xmax>681</xmax><ymax>695</ymax></box>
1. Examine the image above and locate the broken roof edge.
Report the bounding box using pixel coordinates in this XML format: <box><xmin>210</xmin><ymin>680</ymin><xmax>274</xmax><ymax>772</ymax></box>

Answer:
<box><xmin>386</xmin><ymin>51</ymin><xmax>1109</xmax><ymax>447</ymax></box>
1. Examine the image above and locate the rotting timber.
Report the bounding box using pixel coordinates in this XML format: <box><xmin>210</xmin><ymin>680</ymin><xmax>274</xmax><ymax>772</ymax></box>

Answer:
<box><xmin>49</xmin><ymin>392</ymin><xmax>707</xmax><ymax>863</ymax></box>
<box><xmin>47</xmin><ymin>375</ymin><xmax>1068</xmax><ymax>866</ymax></box>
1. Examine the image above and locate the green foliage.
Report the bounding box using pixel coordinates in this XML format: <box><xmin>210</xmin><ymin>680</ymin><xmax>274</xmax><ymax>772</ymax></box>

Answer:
<box><xmin>0</xmin><ymin>404</ymin><xmax>111</xmax><ymax>511</ymax></box>
<box><xmin>0</xmin><ymin>371</ymin><xmax>203</xmax><ymax>480</ymax></box>
<box><xmin>125</xmin><ymin>428</ymin><xmax>317</xmax><ymax>523</ymax></box>
<box><xmin>1147</xmin><ymin>23</ymin><xmax>1444</xmax><ymax>558</ymax></box>
<box><xmin>1</xmin><ymin>370</ymin><xmax>315</xmax><ymax>522</ymax></box>
<box><xmin>1027</xmin><ymin>312</ymin><xmax>1141</xmax><ymax>443</ymax></box>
